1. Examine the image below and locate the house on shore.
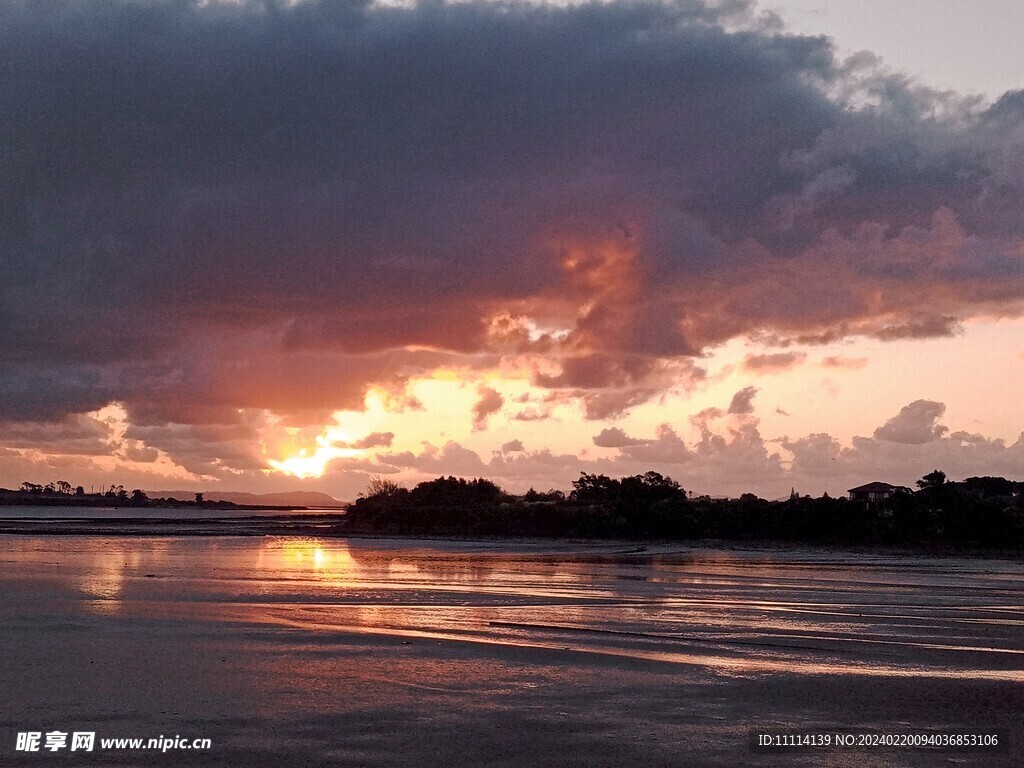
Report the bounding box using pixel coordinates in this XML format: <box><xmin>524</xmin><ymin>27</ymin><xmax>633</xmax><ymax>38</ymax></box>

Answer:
<box><xmin>847</xmin><ymin>482</ymin><xmax>912</xmax><ymax>504</ymax></box>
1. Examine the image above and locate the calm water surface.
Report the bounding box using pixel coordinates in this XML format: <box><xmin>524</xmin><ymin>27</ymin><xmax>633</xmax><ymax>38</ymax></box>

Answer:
<box><xmin>3</xmin><ymin>536</ymin><xmax>1022</xmax><ymax>682</ymax></box>
<box><xmin>0</xmin><ymin>504</ymin><xmax>331</xmax><ymax>519</ymax></box>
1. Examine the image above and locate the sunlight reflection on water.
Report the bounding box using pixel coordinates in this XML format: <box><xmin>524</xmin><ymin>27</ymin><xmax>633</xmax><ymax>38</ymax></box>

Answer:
<box><xmin>2</xmin><ymin>535</ymin><xmax>1023</xmax><ymax>681</ymax></box>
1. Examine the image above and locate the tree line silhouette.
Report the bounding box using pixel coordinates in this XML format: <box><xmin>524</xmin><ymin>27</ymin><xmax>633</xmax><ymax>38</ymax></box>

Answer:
<box><xmin>3</xmin><ymin>481</ymin><xmax>210</xmax><ymax>508</ymax></box>
<box><xmin>6</xmin><ymin>471</ymin><xmax>1023</xmax><ymax>549</ymax></box>
<box><xmin>345</xmin><ymin>470</ymin><xmax>1024</xmax><ymax>550</ymax></box>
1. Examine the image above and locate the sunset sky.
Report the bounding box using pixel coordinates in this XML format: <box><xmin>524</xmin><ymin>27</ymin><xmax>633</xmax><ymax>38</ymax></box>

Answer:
<box><xmin>1</xmin><ymin>0</ymin><xmax>1021</xmax><ymax>501</ymax></box>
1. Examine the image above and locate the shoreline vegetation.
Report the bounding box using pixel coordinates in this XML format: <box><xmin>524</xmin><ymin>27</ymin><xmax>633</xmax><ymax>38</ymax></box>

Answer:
<box><xmin>343</xmin><ymin>471</ymin><xmax>1024</xmax><ymax>552</ymax></box>
<box><xmin>4</xmin><ymin>470</ymin><xmax>1024</xmax><ymax>553</ymax></box>
<box><xmin>0</xmin><ymin>484</ymin><xmax>301</xmax><ymax>511</ymax></box>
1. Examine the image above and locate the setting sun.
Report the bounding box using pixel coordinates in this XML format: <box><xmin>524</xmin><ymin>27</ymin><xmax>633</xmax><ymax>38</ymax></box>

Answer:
<box><xmin>267</xmin><ymin>426</ymin><xmax>362</xmax><ymax>479</ymax></box>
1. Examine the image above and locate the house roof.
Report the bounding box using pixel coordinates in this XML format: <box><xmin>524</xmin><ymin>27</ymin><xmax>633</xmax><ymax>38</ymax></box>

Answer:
<box><xmin>847</xmin><ymin>481</ymin><xmax>903</xmax><ymax>493</ymax></box>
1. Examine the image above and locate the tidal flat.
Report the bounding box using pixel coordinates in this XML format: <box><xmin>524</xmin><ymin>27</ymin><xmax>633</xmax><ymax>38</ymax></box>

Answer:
<box><xmin>1</xmin><ymin>535</ymin><xmax>1021</xmax><ymax>766</ymax></box>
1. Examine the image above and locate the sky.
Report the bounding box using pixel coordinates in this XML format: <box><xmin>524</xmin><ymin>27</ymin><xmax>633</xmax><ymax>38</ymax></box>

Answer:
<box><xmin>0</xmin><ymin>0</ymin><xmax>1021</xmax><ymax>501</ymax></box>
<box><xmin>768</xmin><ymin>0</ymin><xmax>1024</xmax><ymax>99</ymax></box>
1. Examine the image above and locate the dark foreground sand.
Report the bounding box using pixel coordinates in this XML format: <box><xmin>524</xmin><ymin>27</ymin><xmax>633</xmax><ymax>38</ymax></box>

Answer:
<box><xmin>1</xmin><ymin>536</ymin><xmax>1021</xmax><ymax>767</ymax></box>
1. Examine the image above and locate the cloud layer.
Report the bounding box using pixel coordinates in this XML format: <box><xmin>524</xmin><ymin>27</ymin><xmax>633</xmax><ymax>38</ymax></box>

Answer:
<box><xmin>1</xmin><ymin>0</ymin><xmax>1022</xmax><ymax>481</ymax></box>
<box><xmin>322</xmin><ymin>398</ymin><xmax>1024</xmax><ymax>499</ymax></box>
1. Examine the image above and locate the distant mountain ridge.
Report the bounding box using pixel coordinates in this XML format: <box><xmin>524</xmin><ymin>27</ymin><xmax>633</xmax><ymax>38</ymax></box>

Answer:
<box><xmin>149</xmin><ymin>490</ymin><xmax>345</xmax><ymax>508</ymax></box>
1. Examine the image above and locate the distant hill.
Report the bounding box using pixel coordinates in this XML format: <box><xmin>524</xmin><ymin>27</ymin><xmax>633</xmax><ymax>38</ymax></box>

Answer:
<box><xmin>149</xmin><ymin>490</ymin><xmax>345</xmax><ymax>508</ymax></box>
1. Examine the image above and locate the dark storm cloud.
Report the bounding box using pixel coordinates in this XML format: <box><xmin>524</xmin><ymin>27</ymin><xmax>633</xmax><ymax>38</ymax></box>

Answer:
<box><xmin>2</xmin><ymin>0</ymin><xmax>1022</xmax><ymax>438</ymax></box>
<box><xmin>0</xmin><ymin>414</ymin><xmax>112</xmax><ymax>455</ymax></box>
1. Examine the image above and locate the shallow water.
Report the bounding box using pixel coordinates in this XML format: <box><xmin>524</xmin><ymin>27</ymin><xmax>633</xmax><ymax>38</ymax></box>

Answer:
<box><xmin>4</xmin><ymin>536</ymin><xmax>1022</xmax><ymax>681</ymax></box>
<box><xmin>0</xmin><ymin>504</ymin><xmax>327</xmax><ymax>519</ymax></box>
<box><xmin>3</xmin><ymin>536</ymin><xmax>1022</xmax><ymax>767</ymax></box>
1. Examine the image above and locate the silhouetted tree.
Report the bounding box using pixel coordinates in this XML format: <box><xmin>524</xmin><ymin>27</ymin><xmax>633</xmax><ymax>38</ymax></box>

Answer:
<box><xmin>362</xmin><ymin>476</ymin><xmax>405</xmax><ymax>499</ymax></box>
<box><xmin>917</xmin><ymin>469</ymin><xmax>947</xmax><ymax>490</ymax></box>
<box><xmin>407</xmin><ymin>476</ymin><xmax>504</xmax><ymax>507</ymax></box>
<box><xmin>570</xmin><ymin>473</ymin><xmax>620</xmax><ymax>504</ymax></box>
<box><xmin>341</xmin><ymin>470</ymin><xmax>1024</xmax><ymax>550</ymax></box>
<box><xmin>522</xmin><ymin>487</ymin><xmax>564</xmax><ymax>502</ymax></box>
<box><xmin>959</xmin><ymin>476</ymin><xmax>1018</xmax><ymax>498</ymax></box>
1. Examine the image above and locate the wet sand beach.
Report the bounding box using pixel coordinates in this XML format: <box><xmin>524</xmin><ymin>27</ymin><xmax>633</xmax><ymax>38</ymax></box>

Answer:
<box><xmin>1</xmin><ymin>535</ymin><xmax>1022</xmax><ymax>766</ymax></box>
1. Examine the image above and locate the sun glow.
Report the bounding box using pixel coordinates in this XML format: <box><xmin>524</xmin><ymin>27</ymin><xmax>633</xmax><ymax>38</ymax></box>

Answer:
<box><xmin>267</xmin><ymin>425</ymin><xmax>362</xmax><ymax>479</ymax></box>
